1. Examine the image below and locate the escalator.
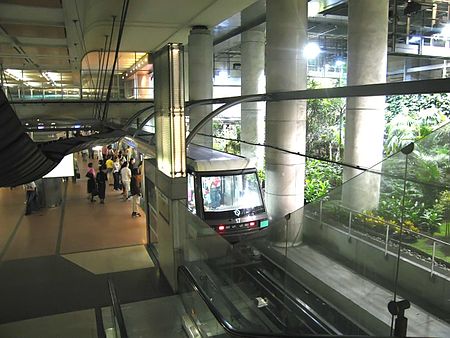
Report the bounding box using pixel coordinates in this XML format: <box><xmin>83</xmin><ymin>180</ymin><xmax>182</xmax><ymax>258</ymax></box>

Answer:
<box><xmin>177</xmin><ymin>245</ymin><xmax>369</xmax><ymax>337</ymax></box>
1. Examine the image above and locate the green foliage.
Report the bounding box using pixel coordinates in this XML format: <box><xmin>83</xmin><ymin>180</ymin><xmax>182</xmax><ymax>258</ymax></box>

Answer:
<box><xmin>437</xmin><ymin>190</ymin><xmax>450</xmax><ymax>220</ymax></box>
<box><xmin>436</xmin><ymin>190</ymin><xmax>450</xmax><ymax>238</ymax></box>
<box><xmin>305</xmin><ymin>159</ymin><xmax>342</xmax><ymax>203</ymax></box>
<box><xmin>306</xmin><ymin>79</ymin><xmax>345</xmax><ymax>161</ymax></box>
<box><xmin>213</xmin><ymin>121</ymin><xmax>240</xmax><ymax>154</ymax></box>
<box><xmin>377</xmin><ymin>107</ymin><xmax>449</xmax><ymax>237</ymax></box>
<box><xmin>257</xmin><ymin>169</ymin><xmax>265</xmax><ymax>185</ymax></box>
<box><xmin>385</xmin><ymin>94</ymin><xmax>449</xmax><ymax>155</ymax></box>
<box><xmin>377</xmin><ymin>179</ymin><xmax>444</xmax><ymax>236</ymax></box>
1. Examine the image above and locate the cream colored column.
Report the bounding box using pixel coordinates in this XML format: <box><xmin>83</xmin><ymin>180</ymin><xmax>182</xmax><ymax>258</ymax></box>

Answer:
<box><xmin>188</xmin><ymin>26</ymin><xmax>213</xmax><ymax>147</ymax></box>
<box><xmin>343</xmin><ymin>0</ymin><xmax>389</xmax><ymax>211</ymax></box>
<box><xmin>241</xmin><ymin>1</ymin><xmax>265</xmax><ymax>169</ymax></box>
<box><xmin>265</xmin><ymin>0</ymin><xmax>307</xmax><ymax>244</ymax></box>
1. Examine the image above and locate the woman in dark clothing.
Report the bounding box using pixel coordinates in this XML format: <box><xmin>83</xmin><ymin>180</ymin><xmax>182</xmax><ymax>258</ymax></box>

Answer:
<box><xmin>86</xmin><ymin>162</ymin><xmax>97</xmax><ymax>202</ymax></box>
<box><xmin>96</xmin><ymin>165</ymin><xmax>108</xmax><ymax>204</ymax></box>
<box><xmin>130</xmin><ymin>167</ymin><xmax>141</xmax><ymax>217</ymax></box>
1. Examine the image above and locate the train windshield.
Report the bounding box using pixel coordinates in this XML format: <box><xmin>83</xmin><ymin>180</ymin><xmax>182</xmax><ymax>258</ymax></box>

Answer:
<box><xmin>201</xmin><ymin>172</ymin><xmax>264</xmax><ymax>213</ymax></box>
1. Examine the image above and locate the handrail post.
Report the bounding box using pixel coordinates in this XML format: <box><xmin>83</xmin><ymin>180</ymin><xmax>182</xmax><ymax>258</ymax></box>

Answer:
<box><xmin>431</xmin><ymin>241</ymin><xmax>436</xmax><ymax>277</ymax></box>
<box><xmin>348</xmin><ymin>211</ymin><xmax>352</xmax><ymax>237</ymax></box>
<box><xmin>385</xmin><ymin>224</ymin><xmax>390</xmax><ymax>256</ymax></box>
<box><xmin>319</xmin><ymin>200</ymin><xmax>323</xmax><ymax>229</ymax></box>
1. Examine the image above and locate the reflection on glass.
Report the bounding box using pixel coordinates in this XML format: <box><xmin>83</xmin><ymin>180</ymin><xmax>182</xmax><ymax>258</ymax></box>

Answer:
<box><xmin>188</xmin><ymin>173</ymin><xmax>196</xmax><ymax>214</ymax></box>
<box><xmin>201</xmin><ymin>173</ymin><xmax>263</xmax><ymax>213</ymax></box>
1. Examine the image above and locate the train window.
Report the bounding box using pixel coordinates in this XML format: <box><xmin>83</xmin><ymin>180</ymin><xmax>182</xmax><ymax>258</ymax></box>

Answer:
<box><xmin>187</xmin><ymin>173</ymin><xmax>196</xmax><ymax>214</ymax></box>
<box><xmin>201</xmin><ymin>173</ymin><xmax>263</xmax><ymax>213</ymax></box>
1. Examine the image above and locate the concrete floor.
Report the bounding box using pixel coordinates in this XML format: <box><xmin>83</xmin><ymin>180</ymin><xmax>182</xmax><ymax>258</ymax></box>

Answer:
<box><xmin>272</xmin><ymin>244</ymin><xmax>450</xmax><ymax>337</ymax></box>
<box><xmin>0</xmin><ymin>154</ymin><xmax>173</xmax><ymax>333</ymax></box>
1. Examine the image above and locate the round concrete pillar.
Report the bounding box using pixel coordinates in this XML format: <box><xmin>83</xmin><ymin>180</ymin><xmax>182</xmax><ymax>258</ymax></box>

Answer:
<box><xmin>265</xmin><ymin>0</ymin><xmax>307</xmax><ymax>243</ymax></box>
<box><xmin>188</xmin><ymin>26</ymin><xmax>213</xmax><ymax>147</ymax></box>
<box><xmin>343</xmin><ymin>0</ymin><xmax>389</xmax><ymax>211</ymax></box>
<box><xmin>241</xmin><ymin>1</ymin><xmax>266</xmax><ymax>169</ymax></box>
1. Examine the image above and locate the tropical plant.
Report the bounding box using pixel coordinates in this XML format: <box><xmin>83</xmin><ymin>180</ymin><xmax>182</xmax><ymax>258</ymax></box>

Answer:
<box><xmin>306</xmin><ymin>79</ymin><xmax>346</xmax><ymax>161</ymax></box>
<box><xmin>213</xmin><ymin>121</ymin><xmax>240</xmax><ymax>154</ymax></box>
<box><xmin>385</xmin><ymin>94</ymin><xmax>449</xmax><ymax>155</ymax></box>
<box><xmin>436</xmin><ymin>190</ymin><xmax>450</xmax><ymax>238</ymax></box>
<box><xmin>305</xmin><ymin>159</ymin><xmax>342</xmax><ymax>203</ymax></box>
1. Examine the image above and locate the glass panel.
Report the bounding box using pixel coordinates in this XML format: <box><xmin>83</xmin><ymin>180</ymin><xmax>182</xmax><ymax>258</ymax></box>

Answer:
<box><xmin>187</xmin><ymin>173</ymin><xmax>196</xmax><ymax>214</ymax></box>
<box><xmin>201</xmin><ymin>173</ymin><xmax>263</xmax><ymax>213</ymax></box>
<box><xmin>180</xmin><ymin>123</ymin><xmax>449</xmax><ymax>337</ymax></box>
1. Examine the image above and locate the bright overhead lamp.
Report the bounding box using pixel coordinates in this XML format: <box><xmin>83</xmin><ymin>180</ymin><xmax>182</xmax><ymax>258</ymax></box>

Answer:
<box><xmin>303</xmin><ymin>42</ymin><xmax>321</xmax><ymax>59</ymax></box>
<box><xmin>5</xmin><ymin>69</ymin><xmax>22</xmax><ymax>81</ymax></box>
<box><xmin>442</xmin><ymin>24</ymin><xmax>450</xmax><ymax>38</ymax></box>
<box><xmin>308</xmin><ymin>0</ymin><xmax>320</xmax><ymax>17</ymax></box>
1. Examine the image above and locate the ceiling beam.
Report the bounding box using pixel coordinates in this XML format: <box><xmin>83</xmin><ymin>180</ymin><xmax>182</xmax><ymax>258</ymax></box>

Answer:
<box><xmin>61</xmin><ymin>0</ymin><xmax>84</xmax><ymax>86</ymax></box>
<box><xmin>0</xmin><ymin>53</ymin><xmax>72</xmax><ymax>59</ymax></box>
<box><xmin>0</xmin><ymin>41</ymin><xmax>67</xmax><ymax>49</ymax></box>
<box><xmin>0</xmin><ymin>19</ymin><xmax>65</xmax><ymax>28</ymax></box>
<box><xmin>0</xmin><ymin>3</ymin><xmax>64</xmax><ymax>27</ymax></box>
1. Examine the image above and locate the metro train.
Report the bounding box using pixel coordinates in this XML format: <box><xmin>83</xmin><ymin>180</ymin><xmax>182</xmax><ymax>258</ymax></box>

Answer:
<box><xmin>186</xmin><ymin>144</ymin><xmax>269</xmax><ymax>241</ymax></box>
<box><xmin>123</xmin><ymin>136</ymin><xmax>269</xmax><ymax>242</ymax></box>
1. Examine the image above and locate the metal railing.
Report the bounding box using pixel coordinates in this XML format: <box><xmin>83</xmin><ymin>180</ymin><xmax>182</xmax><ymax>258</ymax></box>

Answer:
<box><xmin>312</xmin><ymin>200</ymin><xmax>449</xmax><ymax>277</ymax></box>
<box><xmin>107</xmin><ymin>279</ymin><xmax>128</xmax><ymax>338</ymax></box>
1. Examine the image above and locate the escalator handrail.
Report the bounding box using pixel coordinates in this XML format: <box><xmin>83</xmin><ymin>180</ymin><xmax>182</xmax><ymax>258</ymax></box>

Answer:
<box><xmin>178</xmin><ymin>265</ymin><xmax>372</xmax><ymax>338</ymax></box>
<box><xmin>107</xmin><ymin>279</ymin><xmax>129</xmax><ymax>338</ymax></box>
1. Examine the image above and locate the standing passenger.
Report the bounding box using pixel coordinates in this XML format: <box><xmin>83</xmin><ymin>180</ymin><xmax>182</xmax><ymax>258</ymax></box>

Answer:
<box><xmin>105</xmin><ymin>156</ymin><xmax>114</xmax><ymax>184</ymax></box>
<box><xmin>24</xmin><ymin>181</ymin><xmax>37</xmax><ymax>215</ymax></box>
<box><xmin>113</xmin><ymin>156</ymin><xmax>121</xmax><ymax>191</ymax></box>
<box><xmin>86</xmin><ymin>162</ymin><xmax>97</xmax><ymax>202</ymax></box>
<box><xmin>96</xmin><ymin>165</ymin><xmax>108</xmax><ymax>204</ymax></box>
<box><xmin>130</xmin><ymin>167</ymin><xmax>141</xmax><ymax>217</ymax></box>
<box><xmin>101</xmin><ymin>145</ymin><xmax>108</xmax><ymax>161</ymax></box>
<box><xmin>120</xmin><ymin>162</ymin><xmax>131</xmax><ymax>200</ymax></box>
<box><xmin>126</xmin><ymin>146</ymin><xmax>132</xmax><ymax>161</ymax></box>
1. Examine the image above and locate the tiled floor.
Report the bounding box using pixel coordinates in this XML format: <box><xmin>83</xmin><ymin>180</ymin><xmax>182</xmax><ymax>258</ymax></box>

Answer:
<box><xmin>0</xmin><ymin>309</ymin><xmax>98</xmax><ymax>338</ymax></box>
<box><xmin>0</xmin><ymin>154</ymin><xmax>173</xmax><ymax>326</ymax></box>
<box><xmin>62</xmin><ymin>245</ymin><xmax>155</xmax><ymax>275</ymax></box>
<box><xmin>0</xmin><ymin>155</ymin><xmax>147</xmax><ymax>261</ymax></box>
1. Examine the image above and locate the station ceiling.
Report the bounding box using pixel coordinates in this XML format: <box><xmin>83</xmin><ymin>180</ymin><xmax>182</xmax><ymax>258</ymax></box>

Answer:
<box><xmin>1</xmin><ymin>0</ymin><xmax>450</xmax><ymax>94</ymax></box>
<box><xmin>0</xmin><ymin>0</ymin><xmax>255</xmax><ymax>91</ymax></box>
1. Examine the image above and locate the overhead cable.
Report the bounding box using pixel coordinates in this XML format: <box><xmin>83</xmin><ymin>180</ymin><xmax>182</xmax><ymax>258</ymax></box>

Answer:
<box><xmin>74</xmin><ymin>0</ymin><xmax>95</xmax><ymax>97</ymax></box>
<box><xmin>102</xmin><ymin>0</ymin><xmax>130</xmax><ymax>121</ymax></box>
<box><xmin>97</xmin><ymin>16</ymin><xmax>117</xmax><ymax>119</ymax></box>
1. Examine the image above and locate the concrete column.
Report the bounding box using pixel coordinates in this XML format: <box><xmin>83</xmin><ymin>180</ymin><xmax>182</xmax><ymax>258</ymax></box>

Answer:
<box><xmin>241</xmin><ymin>1</ymin><xmax>265</xmax><ymax>169</ymax></box>
<box><xmin>265</xmin><ymin>0</ymin><xmax>307</xmax><ymax>239</ymax></box>
<box><xmin>188</xmin><ymin>26</ymin><xmax>213</xmax><ymax>147</ymax></box>
<box><xmin>343</xmin><ymin>0</ymin><xmax>388</xmax><ymax>210</ymax></box>
<box><xmin>153</xmin><ymin>44</ymin><xmax>186</xmax><ymax>289</ymax></box>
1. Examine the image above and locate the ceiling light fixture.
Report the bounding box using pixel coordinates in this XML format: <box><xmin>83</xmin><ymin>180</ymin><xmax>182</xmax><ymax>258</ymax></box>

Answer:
<box><xmin>303</xmin><ymin>42</ymin><xmax>321</xmax><ymax>59</ymax></box>
<box><xmin>121</xmin><ymin>53</ymin><xmax>150</xmax><ymax>80</ymax></box>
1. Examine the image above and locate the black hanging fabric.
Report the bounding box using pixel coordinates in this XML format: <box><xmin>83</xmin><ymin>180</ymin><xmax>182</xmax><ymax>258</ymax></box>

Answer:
<box><xmin>0</xmin><ymin>89</ymin><xmax>127</xmax><ymax>187</ymax></box>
